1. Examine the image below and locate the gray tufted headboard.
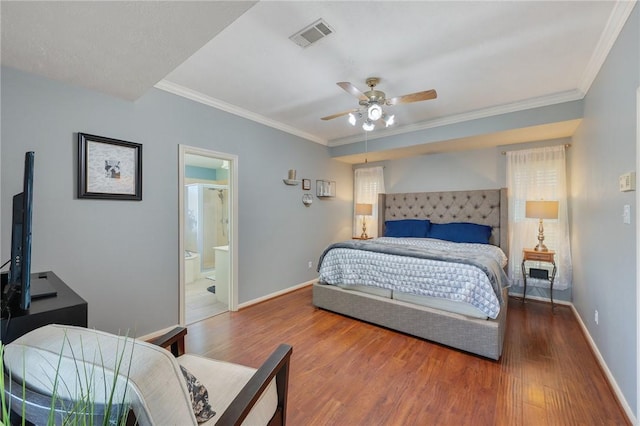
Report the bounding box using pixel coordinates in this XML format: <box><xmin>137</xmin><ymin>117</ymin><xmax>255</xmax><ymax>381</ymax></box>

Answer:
<box><xmin>378</xmin><ymin>188</ymin><xmax>508</xmax><ymax>254</ymax></box>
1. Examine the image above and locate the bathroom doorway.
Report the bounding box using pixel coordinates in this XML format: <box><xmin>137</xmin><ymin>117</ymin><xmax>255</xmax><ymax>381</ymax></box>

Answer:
<box><xmin>179</xmin><ymin>145</ymin><xmax>238</xmax><ymax>325</ymax></box>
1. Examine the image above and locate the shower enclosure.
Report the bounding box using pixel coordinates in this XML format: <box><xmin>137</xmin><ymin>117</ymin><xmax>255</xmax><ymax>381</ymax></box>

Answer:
<box><xmin>185</xmin><ymin>183</ymin><xmax>229</xmax><ymax>273</ymax></box>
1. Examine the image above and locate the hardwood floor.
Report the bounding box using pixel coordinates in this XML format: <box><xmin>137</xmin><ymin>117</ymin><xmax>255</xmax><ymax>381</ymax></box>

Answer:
<box><xmin>185</xmin><ymin>286</ymin><xmax>630</xmax><ymax>425</ymax></box>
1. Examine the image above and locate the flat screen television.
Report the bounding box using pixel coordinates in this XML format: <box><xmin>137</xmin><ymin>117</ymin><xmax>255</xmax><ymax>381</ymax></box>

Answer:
<box><xmin>4</xmin><ymin>151</ymin><xmax>35</xmax><ymax>311</ymax></box>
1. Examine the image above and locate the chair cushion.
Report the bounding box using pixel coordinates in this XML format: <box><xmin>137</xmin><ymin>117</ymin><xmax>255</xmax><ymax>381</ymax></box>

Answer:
<box><xmin>3</xmin><ymin>324</ymin><xmax>196</xmax><ymax>426</ymax></box>
<box><xmin>178</xmin><ymin>354</ymin><xmax>278</xmax><ymax>426</ymax></box>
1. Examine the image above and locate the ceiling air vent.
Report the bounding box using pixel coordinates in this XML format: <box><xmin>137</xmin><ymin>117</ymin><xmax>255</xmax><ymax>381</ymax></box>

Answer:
<box><xmin>289</xmin><ymin>19</ymin><xmax>334</xmax><ymax>48</ymax></box>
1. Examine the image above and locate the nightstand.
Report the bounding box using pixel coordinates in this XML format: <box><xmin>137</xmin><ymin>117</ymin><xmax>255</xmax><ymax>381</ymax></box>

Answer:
<box><xmin>521</xmin><ymin>249</ymin><xmax>557</xmax><ymax>310</ymax></box>
<box><xmin>352</xmin><ymin>236</ymin><xmax>373</xmax><ymax>240</ymax></box>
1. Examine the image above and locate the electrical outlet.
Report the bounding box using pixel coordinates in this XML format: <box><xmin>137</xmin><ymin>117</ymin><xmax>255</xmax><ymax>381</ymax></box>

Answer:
<box><xmin>308</xmin><ymin>261</ymin><xmax>313</xmax><ymax>269</ymax></box>
<box><xmin>595</xmin><ymin>310</ymin><xmax>599</xmax><ymax>325</ymax></box>
<box><xmin>623</xmin><ymin>204</ymin><xmax>631</xmax><ymax>224</ymax></box>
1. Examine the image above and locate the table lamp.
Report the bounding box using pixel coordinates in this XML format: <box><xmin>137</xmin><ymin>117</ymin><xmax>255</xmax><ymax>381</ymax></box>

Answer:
<box><xmin>525</xmin><ymin>200</ymin><xmax>559</xmax><ymax>252</ymax></box>
<box><xmin>355</xmin><ymin>203</ymin><xmax>373</xmax><ymax>239</ymax></box>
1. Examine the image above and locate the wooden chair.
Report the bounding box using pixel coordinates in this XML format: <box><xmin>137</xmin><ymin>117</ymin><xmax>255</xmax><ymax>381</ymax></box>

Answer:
<box><xmin>3</xmin><ymin>324</ymin><xmax>292</xmax><ymax>425</ymax></box>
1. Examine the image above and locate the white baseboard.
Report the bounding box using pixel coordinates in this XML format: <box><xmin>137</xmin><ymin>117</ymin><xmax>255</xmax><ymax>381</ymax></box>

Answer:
<box><xmin>508</xmin><ymin>292</ymin><xmax>572</xmax><ymax>306</ymax></box>
<box><xmin>237</xmin><ymin>278</ymin><xmax>317</xmax><ymax>310</ymax></box>
<box><xmin>513</xmin><ymin>294</ymin><xmax>636</xmax><ymax>423</ymax></box>
<box><xmin>570</xmin><ymin>304</ymin><xmax>636</xmax><ymax>425</ymax></box>
<box><xmin>137</xmin><ymin>325</ymin><xmax>179</xmax><ymax>342</ymax></box>
<box><xmin>142</xmin><ymin>278</ymin><xmax>316</xmax><ymax>340</ymax></box>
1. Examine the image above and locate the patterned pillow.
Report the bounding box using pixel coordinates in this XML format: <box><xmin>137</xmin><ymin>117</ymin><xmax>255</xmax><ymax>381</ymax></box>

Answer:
<box><xmin>180</xmin><ymin>365</ymin><xmax>216</xmax><ymax>423</ymax></box>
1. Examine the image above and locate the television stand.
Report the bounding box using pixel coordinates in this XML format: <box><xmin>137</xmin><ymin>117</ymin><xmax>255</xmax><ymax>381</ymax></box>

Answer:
<box><xmin>1</xmin><ymin>271</ymin><xmax>87</xmax><ymax>344</ymax></box>
<box><xmin>31</xmin><ymin>271</ymin><xmax>58</xmax><ymax>300</ymax></box>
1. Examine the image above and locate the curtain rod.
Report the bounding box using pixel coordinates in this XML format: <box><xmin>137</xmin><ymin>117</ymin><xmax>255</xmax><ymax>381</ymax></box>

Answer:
<box><xmin>501</xmin><ymin>143</ymin><xmax>571</xmax><ymax>155</ymax></box>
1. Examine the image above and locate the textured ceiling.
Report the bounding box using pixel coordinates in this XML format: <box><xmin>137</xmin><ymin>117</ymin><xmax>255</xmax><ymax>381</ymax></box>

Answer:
<box><xmin>1</xmin><ymin>1</ymin><xmax>256</xmax><ymax>100</ymax></box>
<box><xmin>1</xmin><ymin>1</ymin><xmax>635</xmax><ymax>154</ymax></box>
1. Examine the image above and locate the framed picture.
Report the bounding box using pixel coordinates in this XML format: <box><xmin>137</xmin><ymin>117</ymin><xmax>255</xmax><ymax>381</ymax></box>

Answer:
<box><xmin>302</xmin><ymin>178</ymin><xmax>311</xmax><ymax>190</ymax></box>
<box><xmin>77</xmin><ymin>133</ymin><xmax>142</xmax><ymax>200</ymax></box>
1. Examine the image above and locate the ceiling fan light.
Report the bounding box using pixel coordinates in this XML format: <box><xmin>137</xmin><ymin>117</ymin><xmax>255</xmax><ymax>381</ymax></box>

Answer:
<box><xmin>367</xmin><ymin>104</ymin><xmax>382</xmax><ymax>121</ymax></box>
<box><xmin>362</xmin><ymin>120</ymin><xmax>375</xmax><ymax>132</ymax></box>
<box><xmin>348</xmin><ymin>113</ymin><xmax>357</xmax><ymax>126</ymax></box>
<box><xmin>384</xmin><ymin>114</ymin><xmax>395</xmax><ymax>127</ymax></box>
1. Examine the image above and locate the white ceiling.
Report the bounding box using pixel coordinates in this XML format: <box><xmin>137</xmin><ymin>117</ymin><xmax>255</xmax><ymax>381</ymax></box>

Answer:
<box><xmin>0</xmin><ymin>1</ymin><xmax>256</xmax><ymax>100</ymax></box>
<box><xmin>1</xmin><ymin>1</ymin><xmax>635</xmax><ymax>155</ymax></box>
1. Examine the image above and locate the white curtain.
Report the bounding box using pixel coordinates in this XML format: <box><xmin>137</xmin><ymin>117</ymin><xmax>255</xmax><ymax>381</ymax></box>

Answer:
<box><xmin>354</xmin><ymin>166</ymin><xmax>385</xmax><ymax>238</ymax></box>
<box><xmin>506</xmin><ymin>146</ymin><xmax>572</xmax><ymax>290</ymax></box>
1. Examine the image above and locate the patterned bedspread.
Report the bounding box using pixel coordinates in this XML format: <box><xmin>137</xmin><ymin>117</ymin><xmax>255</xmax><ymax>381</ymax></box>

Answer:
<box><xmin>317</xmin><ymin>237</ymin><xmax>510</xmax><ymax>319</ymax></box>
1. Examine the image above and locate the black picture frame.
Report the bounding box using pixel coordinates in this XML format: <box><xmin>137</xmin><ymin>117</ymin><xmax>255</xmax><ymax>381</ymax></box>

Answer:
<box><xmin>302</xmin><ymin>179</ymin><xmax>311</xmax><ymax>190</ymax></box>
<box><xmin>77</xmin><ymin>133</ymin><xmax>142</xmax><ymax>200</ymax></box>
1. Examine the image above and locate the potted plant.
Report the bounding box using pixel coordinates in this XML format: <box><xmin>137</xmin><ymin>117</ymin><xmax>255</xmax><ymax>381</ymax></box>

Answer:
<box><xmin>1</xmin><ymin>330</ymin><xmax>134</xmax><ymax>426</ymax></box>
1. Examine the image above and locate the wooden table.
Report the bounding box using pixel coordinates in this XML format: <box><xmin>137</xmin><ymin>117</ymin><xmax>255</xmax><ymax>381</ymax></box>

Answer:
<box><xmin>521</xmin><ymin>249</ymin><xmax>557</xmax><ymax>310</ymax></box>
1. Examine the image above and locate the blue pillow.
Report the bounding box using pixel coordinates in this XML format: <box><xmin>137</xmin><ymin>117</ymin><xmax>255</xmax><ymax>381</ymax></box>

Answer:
<box><xmin>384</xmin><ymin>219</ymin><xmax>430</xmax><ymax>238</ymax></box>
<box><xmin>428</xmin><ymin>222</ymin><xmax>493</xmax><ymax>244</ymax></box>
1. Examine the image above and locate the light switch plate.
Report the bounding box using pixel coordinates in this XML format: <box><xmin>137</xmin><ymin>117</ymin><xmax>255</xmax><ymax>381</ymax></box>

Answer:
<box><xmin>619</xmin><ymin>172</ymin><xmax>636</xmax><ymax>192</ymax></box>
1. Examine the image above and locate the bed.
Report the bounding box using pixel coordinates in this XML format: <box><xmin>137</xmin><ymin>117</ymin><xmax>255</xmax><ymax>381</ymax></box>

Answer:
<box><xmin>312</xmin><ymin>188</ymin><xmax>510</xmax><ymax>360</ymax></box>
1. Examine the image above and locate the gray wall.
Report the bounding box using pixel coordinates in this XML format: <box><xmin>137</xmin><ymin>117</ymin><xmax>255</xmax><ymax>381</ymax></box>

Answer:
<box><xmin>570</xmin><ymin>5</ymin><xmax>638</xmax><ymax>416</ymax></box>
<box><xmin>331</xmin><ymin>100</ymin><xmax>583</xmax><ymax>158</ymax></box>
<box><xmin>1</xmin><ymin>67</ymin><xmax>352</xmax><ymax>336</ymax></box>
<box><xmin>384</xmin><ymin>147</ymin><xmax>503</xmax><ymax>193</ymax></box>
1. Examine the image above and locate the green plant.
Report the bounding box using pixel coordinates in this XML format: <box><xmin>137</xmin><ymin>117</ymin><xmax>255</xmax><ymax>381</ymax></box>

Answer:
<box><xmin>1</xmin><ymin>330</ymin><xmax>136</xmax><ymax>426</ymax></box>
<box><xmin>2</xmin><ymin>342</ymin><xmax>27</xmax><ymax>426</ymax></box>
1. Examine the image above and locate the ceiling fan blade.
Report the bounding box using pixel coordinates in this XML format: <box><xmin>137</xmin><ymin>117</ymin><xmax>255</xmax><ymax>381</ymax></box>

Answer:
<box><xmin>337</xmin><ymin>82</ymin><xmax>369</xmax><ymax>102</ymax></box>
<box><xmin>321</xmin><ymin>108</ymin><xmax>359</xmax><ymax>121</ymax></box>
<box><xmin>387</xmin><ymin>89</ymin><xmax>437</xmax><ymax>106</ymax></box>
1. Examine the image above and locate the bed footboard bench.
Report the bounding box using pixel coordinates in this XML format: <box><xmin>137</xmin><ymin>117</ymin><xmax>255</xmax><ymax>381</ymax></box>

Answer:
<box><xmin>312</xmin><ymin>282</ymin><xmax>508</xmax><ymax>360</ymax></box>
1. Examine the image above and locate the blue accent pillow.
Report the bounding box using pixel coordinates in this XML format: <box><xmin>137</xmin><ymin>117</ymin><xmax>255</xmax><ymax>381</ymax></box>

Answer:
<box><xmin>428</xmin><ymin>222</ymin><xmax>493</xmax><ymax>244</ymax></box>
<box><xmin>384</xmin><ymin>219</ymin><xmax>431</xmax><ymax>238</ymax></box>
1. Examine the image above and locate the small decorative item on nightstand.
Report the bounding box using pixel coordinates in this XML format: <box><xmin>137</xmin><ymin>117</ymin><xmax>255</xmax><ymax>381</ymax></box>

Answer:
<box><xmin>521</xmin><ymin>248</ymin><xmax>557</xmax><ymax>310</ymax></box>
<box><xmin>355</xmin><ymin>203</ymin><xmax>373</xmax><ymax>239</ymax></box>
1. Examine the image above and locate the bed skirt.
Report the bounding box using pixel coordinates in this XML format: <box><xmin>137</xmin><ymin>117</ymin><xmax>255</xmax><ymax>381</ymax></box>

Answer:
<box><xmin>312</xmin><ymin>282</ymin><xmax>508</xmax><ymax>360</ymax></box>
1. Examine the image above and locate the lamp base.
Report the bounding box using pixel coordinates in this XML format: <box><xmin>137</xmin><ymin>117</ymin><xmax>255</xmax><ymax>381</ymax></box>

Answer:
<box><xmin>533</xmin><ymin>243</ymin><xmax>549</xmax><ymax>252</ymax></box>
<box><xmin>534</xmin><ymin>219</ymin><xmax>548</xmax><ymax>251</ymax></box>
<box><xmin>361</xmin><ymin>218</ymin><xmax>368</xmax><ymax>239</ymax></box>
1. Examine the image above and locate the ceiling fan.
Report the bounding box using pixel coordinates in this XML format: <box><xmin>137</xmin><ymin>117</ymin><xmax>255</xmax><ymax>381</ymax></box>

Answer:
<box><xmin>321</xmin><ymin>77</ymin><xmax>437</xmax><ymax>131</ymax></box>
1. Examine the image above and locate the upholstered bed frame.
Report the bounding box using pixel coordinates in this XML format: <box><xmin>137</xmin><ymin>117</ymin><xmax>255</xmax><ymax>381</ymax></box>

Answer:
<box><xmin>313</xmin><ymin>188</ymin><xmax>509</xmax><ymax>360</ymax></box>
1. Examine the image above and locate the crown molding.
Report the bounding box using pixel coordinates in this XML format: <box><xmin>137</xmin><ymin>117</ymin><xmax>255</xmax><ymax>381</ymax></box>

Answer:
<box><xmin>154</xmin><ymin>80</ymin><xmax>328</xmax><ymax>146</ymax></box>
<box><xmin>157</xmin><ymin>0</ymin><xmax>634</xmax><ymax>152</ymax></box>
<box><xmin>327</xmin><ymin>89</ymin><xmax>585</xmax><ymax>147</ymax></box>
<box><xmin>579</xmin><ymin>1</ymin><xmax>637</xmax><ymax>94</ymax></box>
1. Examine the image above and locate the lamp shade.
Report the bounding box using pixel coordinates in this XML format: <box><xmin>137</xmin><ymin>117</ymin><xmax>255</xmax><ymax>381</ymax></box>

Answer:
<box><xmin>355</xmin><ymin>203</ymin><xmax>373</xmax><ymax>216</ymax></box>
<box><xmin>525</xmin><ymin>200</ymin><xmax>559</xmax><ymax>219</ymax></box>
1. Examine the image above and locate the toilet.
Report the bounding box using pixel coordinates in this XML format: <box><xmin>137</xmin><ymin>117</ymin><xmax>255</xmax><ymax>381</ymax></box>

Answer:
<box><xmin>184</xmin><ymin>251</ymin><xmax>200</xmax><ymax>283</ymax></box>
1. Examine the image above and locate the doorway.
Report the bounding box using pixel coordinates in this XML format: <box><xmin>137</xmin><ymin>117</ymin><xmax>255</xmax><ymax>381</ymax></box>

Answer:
<box><xmin>179</xmin><ymin>145</ymin><xmax>238</xmax><ymax>325</ymax></box>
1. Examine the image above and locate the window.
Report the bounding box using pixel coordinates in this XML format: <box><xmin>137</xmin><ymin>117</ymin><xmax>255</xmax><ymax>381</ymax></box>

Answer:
<box><xmin>506</xmin><ymin>146</ymin><xmax>572</xmax><ymax>290</ymax></box>
<box><xmin>353</xmin><ymin>167</ymin><xmax>385</xmax><ymax>238</ymax></box>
